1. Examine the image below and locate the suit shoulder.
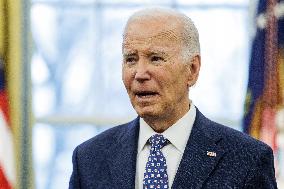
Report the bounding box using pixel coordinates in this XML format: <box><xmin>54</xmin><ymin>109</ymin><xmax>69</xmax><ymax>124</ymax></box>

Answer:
<box><xmin>209</xmin><ymin>121</ymin><xmax>272</xmax><ymax>154</ymax></box>
<box><xmin>75</xmin><ymin>118</ymin><xmax>137</xmax><ymax>155</ymax></box>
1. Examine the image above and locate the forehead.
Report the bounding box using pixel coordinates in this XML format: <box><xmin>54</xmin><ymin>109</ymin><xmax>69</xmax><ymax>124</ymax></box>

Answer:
<box><xmin>123</xmin><ymin>17</ymin><xmax>183</xmax><ymax>52</ymax></box>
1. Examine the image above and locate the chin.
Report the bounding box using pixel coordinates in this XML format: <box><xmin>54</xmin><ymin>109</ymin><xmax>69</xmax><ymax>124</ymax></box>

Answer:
<box><xmin>134</xmin><ymin>105</ymin><xmax>161</xmax><ymax>118</ymax></box>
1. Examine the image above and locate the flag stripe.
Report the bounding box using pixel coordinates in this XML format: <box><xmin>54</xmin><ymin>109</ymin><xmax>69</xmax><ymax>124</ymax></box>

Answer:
<box><xmin>0</xmin><ymin>165</ymin><xmax>12</xmax><ymax>189</ymax></box>
<box><xmin>0</xmin><ymin>91</ymin><xmax>10</xmax><ymax>126</ymax></box>
<box><xmin>263</xmin><ymin>0</ymin><xmax>279</xmax><ymax>107</ymax></box>
<box><xmin>0</xmin><ymin>109</ymin><xmax>15</xmax><ymax>187</ymax></box>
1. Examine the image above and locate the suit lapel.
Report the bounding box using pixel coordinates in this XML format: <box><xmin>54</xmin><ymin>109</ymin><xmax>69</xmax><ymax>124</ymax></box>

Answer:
<box><xmin>107</xmin><ymin>118</ymin><xmax>140</xmax><ymax>189</ymax></box>
<box><xmin>172</xmin><ymin>109</ymin><xmax>226</xmax><ymax>189</ymax></box>
<box><xmin>105</xmin><ymin>109</ymin><xmax>226</xmax><ymax>189</ymax></box>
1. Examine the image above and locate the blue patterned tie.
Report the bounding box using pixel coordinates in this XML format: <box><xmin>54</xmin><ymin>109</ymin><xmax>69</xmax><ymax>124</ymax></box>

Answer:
<box><xmin>143</xmin><ymin>134</ymin><xmax>169</xmax><ymax>189</ymax></box>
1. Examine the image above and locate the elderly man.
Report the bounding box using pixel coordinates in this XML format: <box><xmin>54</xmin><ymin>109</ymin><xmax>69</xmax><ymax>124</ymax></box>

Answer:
<box><xmin>69</xmin><ymin>8</ymin><xmax>277</xmax><ymax>189</ymax></box>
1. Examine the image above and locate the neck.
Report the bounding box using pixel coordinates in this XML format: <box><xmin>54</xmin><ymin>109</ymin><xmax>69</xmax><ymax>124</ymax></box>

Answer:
<box><xmin>143</xmin><ymin>101</ymin><xmax>190</xmax><ymax>133</ymax></box>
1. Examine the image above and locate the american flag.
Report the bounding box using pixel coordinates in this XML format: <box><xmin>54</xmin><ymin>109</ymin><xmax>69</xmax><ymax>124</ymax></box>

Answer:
<box><xmin>0</xmin><ymin>56</ymin><xmax>15</xmax><ymax>189</ymax></box>
<box><xmin>243</xmin><ymin>0</ymin><xmax>284</xmax><ymax>166</ymax></box>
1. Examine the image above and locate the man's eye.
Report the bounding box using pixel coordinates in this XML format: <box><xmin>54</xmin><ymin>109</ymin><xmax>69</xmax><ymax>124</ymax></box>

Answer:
<box><xmin>125</xmin><ymin>57</ymin><xmax>137</xmax><ymax>63</ymax></box>
<box><xmin>151</xmin><ymin>56</ymin><xmax>164</xmax><ymax>62</ymax></box>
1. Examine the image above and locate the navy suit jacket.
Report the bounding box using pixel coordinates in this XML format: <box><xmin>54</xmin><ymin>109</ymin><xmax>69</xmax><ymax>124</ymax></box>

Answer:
<box><xmin>69</xmin><ymin>109</ymin><xmax>277</xmax><ymax>189</ymax></box>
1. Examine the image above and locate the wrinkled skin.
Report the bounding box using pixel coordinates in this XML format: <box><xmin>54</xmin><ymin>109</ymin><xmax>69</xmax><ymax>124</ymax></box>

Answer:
<box><xmin>122</xmin><ymin>15</ymin><xmax>200</xmax><ymax>132</ymax></box>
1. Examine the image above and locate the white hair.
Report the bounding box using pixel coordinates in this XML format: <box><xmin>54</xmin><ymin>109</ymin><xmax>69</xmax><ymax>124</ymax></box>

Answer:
<box><xmin>124</xmin><ymin>7</ymin><xmax>200</xmax><ymax>61</ymax></box>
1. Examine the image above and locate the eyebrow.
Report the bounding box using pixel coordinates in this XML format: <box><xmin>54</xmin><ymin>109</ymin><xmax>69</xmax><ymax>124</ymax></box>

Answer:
<box><xmin>122</xmin><ymin>50</ymin><xmax>169</xmax><ymax>59</ymax></box>
<box><xmin>123</xmin><ymin>52</ymin><xmax>137</xmax><ymax>57</ymax></box>
<box><xmin>149</xmin><ymin>51</ymin><xmax>167</xmax><ymax>55</ymax></box>
<box><xmin>147</xmin><ymin>51</ymin><xmax>169</xmax><ymax>58</ymax></box>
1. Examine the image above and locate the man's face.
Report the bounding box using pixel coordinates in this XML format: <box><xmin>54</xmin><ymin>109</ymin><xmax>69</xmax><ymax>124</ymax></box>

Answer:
<box><xmin>122</xmin><ymin>17</ymin><xmax>193</xmax><ymax>120</ymax></box>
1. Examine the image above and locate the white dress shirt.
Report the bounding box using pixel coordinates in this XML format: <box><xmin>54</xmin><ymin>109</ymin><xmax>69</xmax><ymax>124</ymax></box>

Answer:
<box><xmin>135</xmin><ymin>104</ymin><xmax>196</xmax><ymax>189</ymax></box>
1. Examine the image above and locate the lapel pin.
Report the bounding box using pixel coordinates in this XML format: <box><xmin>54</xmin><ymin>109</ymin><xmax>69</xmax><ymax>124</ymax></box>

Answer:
<box><xmin>207</xmin><ymin>151</ymin><xmax>217</xmax><ymax>157</ymax></box>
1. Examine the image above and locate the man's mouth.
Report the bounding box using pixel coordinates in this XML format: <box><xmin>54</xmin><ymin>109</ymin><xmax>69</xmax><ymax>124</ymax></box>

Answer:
<box><xmin>134</xmin><ymin>91</ymin><xmax>159</xmax><ymax>98</ymax></box>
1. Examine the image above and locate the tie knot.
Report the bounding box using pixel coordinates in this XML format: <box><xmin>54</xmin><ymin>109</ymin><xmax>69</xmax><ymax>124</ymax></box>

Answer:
<box><xmin>149</xmin><ymin>134</ymin><xmax>168</xmax><ymax>150</ymax></box>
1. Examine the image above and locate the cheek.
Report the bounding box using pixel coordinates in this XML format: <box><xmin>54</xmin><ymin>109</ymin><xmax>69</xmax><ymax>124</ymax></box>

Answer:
<box><xmin>160</xmin><ymin>72</ymin><xmax>187</xmax><ymax>96</ymax></box>
<box><xmin>122</xmin><ymin>68</ymin><xmax>133</xmax><ymax>90</ymax></box>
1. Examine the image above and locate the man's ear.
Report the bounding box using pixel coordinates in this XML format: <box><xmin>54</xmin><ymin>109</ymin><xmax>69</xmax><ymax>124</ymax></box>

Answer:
<box><xmin>187</xmin><ymin>55</ymin><xmax>201</xmax><ymax>87</ymax></box>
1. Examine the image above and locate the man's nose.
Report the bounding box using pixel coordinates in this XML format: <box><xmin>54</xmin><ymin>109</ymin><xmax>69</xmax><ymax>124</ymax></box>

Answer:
<box><xmin>134</xmin><ymin>60</ymin><xmax>151</xmax><ymax>82</ymax></box>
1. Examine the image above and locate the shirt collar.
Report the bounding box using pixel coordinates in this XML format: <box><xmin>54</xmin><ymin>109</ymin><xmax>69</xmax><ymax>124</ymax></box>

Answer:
<box><xmin>138</xmin><ymin>103</ymin><xmax>196</xmax><ymax>153</ymax></box>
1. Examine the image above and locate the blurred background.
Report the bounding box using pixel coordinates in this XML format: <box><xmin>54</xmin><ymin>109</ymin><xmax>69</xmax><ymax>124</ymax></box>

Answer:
<box><xmin>0</xmin><ymin>0</ymin><xmax>283</xmax><ymax>188</ymax></box>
